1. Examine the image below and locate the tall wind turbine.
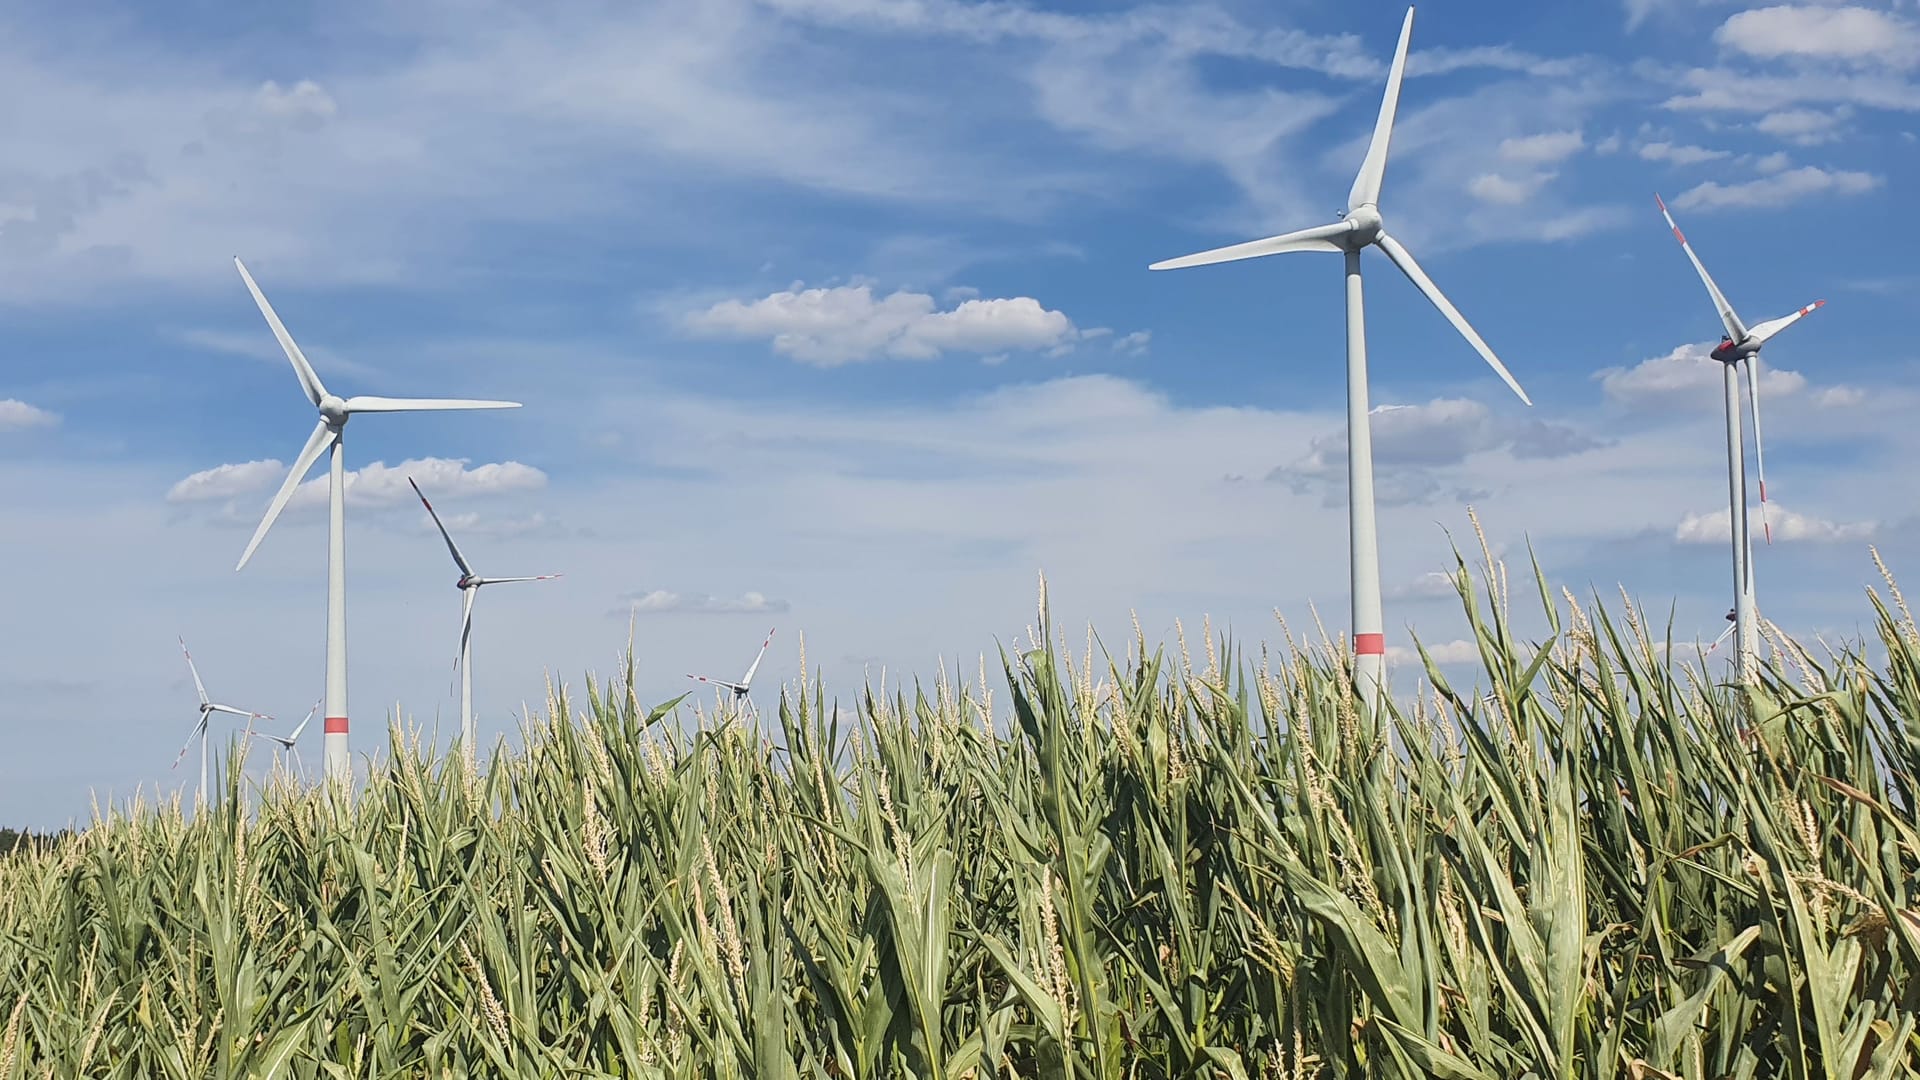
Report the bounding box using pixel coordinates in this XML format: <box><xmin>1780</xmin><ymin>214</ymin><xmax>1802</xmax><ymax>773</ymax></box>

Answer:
<box><xmin>249</xmin><ymin>698</ymin><xmax>319</xmax><ymax>781</ymax></box>
<box><xmin>171</xmin><ymin>637</ymin><xmax>271</xmax><ymax>807</ymax></box>
<box><xmin>1149</xmin><ymin>6</ymin><xmax>1532</xmax><ymax>716</ymax></box>
<box><xmin>1653</xmin><ymin>195</ymin><xmax>1823</xmax><ymax>684</ymax></box>
<box><xmin>688</xmin><ymin>629</ymin><xmax>775</xmax><ymax>718</ymax></box>
<box><xmin>230</xmin><ymin>257</ymin><xmax>523</xmax><ymax>786</ymax></box>
<box><xmin>407</xmin><ymin>476</ymin><xmax>561</xmax><ymax>758</ymax></box>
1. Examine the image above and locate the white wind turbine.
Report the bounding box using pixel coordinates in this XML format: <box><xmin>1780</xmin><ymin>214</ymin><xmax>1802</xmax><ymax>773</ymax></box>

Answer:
<box><xmin>229</xmin><ymin>257</ymin><xmax>522</xmax><ymax>786</ymax></box>
<box><xmin>1149</xmin><ymin>6</ymin><xmax>1532</xmax><ymax>717</ymax></box>
<box><xmin>688</xmin><ymin>629</ymin><xmax>776</xmax><ymax>717</ymax></box>
<box><xmin>171</xmin><ymin>637</ymin><xmax>271</xmax><ymax>807</ymax></box>
<box><xmin>249</xmin><ymin>698</ymin><xmax>319</xmax><ymax>781</ymax></box>
<box><xmin>1653</xmin><ymin>195</ymin><xmax>1824</xmax><ymax>685</ymax></box>
<box><xmin>407</xmin><ymin>476</ymin><xmax>561</xmax><ymax>758</ymax></box>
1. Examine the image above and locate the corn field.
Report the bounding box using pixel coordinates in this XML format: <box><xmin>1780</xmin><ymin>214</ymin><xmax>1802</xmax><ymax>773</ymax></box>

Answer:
<box><xmin>4</xmin><ymin>547</ymin><xmax>1920</xmax><ymax>1079</ymax></box>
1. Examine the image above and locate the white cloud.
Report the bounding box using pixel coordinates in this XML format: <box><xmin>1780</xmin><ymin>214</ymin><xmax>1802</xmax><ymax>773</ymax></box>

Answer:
<box><xmin>1497</xmin><ymin>130</ymin><xmax>1585</xmax><ymax>166</ymax></box>
<box><xmin>1715</xmin><ymin>6</ymin><xmax>1920</xmax><ymax>69</ymax></box>
<box><xmin>167</xmin><ymin>459</ymin><xmax>286</xmax><ymax>503</ymax></box>
<box><xmin>1756</xmin><ymin>107</ymin><xmax>1850</xmax><ymax>145</ymax></box>
<box><xmin>1468</xmin><ymin>171</ymin><xmax>1555</xmax><ymax>206</ymax></box>
<box><xmin>1386</xmin><ymin>638</ymin><xmax>1481</xmax><ymax>666</ymax></box>
<box><xmin>1754</xmin><ymin>151</ymin><xmax>1794</xmax><ymax>173</ymax></box>
<box><xmin>170</xmin><ymin>456</ymin><xmax>547</xmax><ymax>514</ymax></box>
<box><xmin>623</xmin><ymin>590</ymin><xmax>791</xmax><ymax>615</ymax></box>
<box><xmin>1599</xmin><ymin>343</ymin><xmax>1809</xmax><ymax>409</ymax></box>
<box><xmin>0</xmin><ymin>400</ymin><xmax>60</xmax><ymax>432</ymax></box>
<box><xmin>1670</xmin><ymin>165</ymin><xmax>1880</xmax><ymax>210</ymax></box>
<box><xmin>1111</xmin><ymin>330</ymin><xmax>1152</xmax><ymax>357</ymax></box>
<box><xmin>1385</xmin><ymin>571</ymin><xmax>1462</xmax><ymax>602</ymax></box>
<box><xmin>1813</xmin><ymin>385</ymin><xmax>1867</xmax><ymax>408</ymax></box>
<box><xmin>1675</xmin><ymin>503</ymin><xmax>1877</xmax><ymax>544</ymax></box>
<box><xmin>683</xmin><ymin>283</ymin><xmax>1083</xmax><ymax>365</ymax></box>
<box><xmin>1638</xmin><ymin>141</ymin><xmax>1732</xmax><ymax>165</ymax></box>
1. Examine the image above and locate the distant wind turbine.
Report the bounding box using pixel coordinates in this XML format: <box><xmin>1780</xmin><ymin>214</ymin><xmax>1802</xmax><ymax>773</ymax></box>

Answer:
<box><xmin>249</xmin><ymin>698</ymin><xmax>319</xmax><ymax>780</ymax></box>
<box><xmin>408</xmin><ymin>477</ymin><xmax>561</xmax><ymax>758</ymax></box>
<box><xmin>171</xmin><ymin>637</ymin><xmax>271</xmax><ymax>807</ymax></box>
<box><xmin>1150</xmin><ymin>6</ymin><xmax>1532</xmax><ymax>717</ymax></box>
<box><xmin>229</xmin><ymin>257</ymin><xmax>523</xmax><ymax>786</ymax></box>
<box><xmin>689</xmin><ymin>629</ymin><xmax>775</xmax><ymax>717</ymax></box>
<box><xmin>1653</xmin><ymin>196</ymin><xmax>1824</xmax><ymax>684</ymax></box>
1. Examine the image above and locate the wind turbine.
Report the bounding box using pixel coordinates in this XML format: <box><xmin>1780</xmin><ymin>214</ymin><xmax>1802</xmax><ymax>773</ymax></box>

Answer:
<box><xmin>229</xmin><ymin>257</ymin><xmax>522</xmax><ymax>786</ymax></box>
<box><xmin>407</xmin><ymin>476</ymin><xmax>561</xmax><ymax>758</ymax></box>
<box><xmin>1653</xmin><ymin>195</ymin><xmax>1824</xmax><ymax>684</ymax></box>
<box><xmin>1148</xmin><ymin>6</ymin><xmax>1532</xmax><ymax>717</ymax></box>
<box><xmin>171</xmin><ymin>637</ymin><xmax>271</xmax><ymax>807</ymax></box>
<box><xmin>688</xmin><ymin>629</ymin><xmax>776</xmax><ymax>717</ymax></box>
<box><xmin>249</xmin><ymin>698</ymin><xmax>319</xmax><ymax>781</ymax></box>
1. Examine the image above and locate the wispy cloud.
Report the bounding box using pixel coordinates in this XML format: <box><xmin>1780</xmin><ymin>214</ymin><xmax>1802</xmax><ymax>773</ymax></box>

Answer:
<box><xmin>621</xmin><ymin>590</ymin><xmax>790</xmax><ymax>615</ymax></box>
<box><xmin>1670</xmin><ymin>165</ymin><xmax>1880</xmax><ymax>210</ymax></box>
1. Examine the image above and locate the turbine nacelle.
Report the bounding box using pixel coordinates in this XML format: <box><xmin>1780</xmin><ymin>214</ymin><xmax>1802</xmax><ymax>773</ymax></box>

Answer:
<box><xmin>1710</xmin><ymin>336</ymin><xmax>1760</xmax><ymax>364</ymax></box>
<box><xmin>318</xmin><ymin>394</ymin><xmax>351</xmax><ymax>426</ymax></box>
<box><xmin>1341</xmin><ymin>205</ymin><xmax>1384</xmax><ymax>247</ymax></box>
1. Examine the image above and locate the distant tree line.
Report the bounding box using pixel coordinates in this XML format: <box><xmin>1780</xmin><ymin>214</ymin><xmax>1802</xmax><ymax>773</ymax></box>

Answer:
<box><xmin>0</xmin><ymin>827</ymin><xmax>68</xmax><ymax>857</ymax></box>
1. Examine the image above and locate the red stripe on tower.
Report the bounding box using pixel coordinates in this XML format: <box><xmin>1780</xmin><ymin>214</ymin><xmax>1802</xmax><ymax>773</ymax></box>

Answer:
<box><xmin>1355</xmin><ymin>633</ymin><xmax>1386</xmax><ymax>656</ymax></box>
<box><xmin>324</xmin><ymin>716</ymin><xmax>348</xmax><ymax>734</ymax></box>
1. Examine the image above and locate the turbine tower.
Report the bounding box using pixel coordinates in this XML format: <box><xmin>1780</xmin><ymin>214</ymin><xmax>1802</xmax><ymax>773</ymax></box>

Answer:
<box><xmin>171</xmin><ymin>637</ymin><xmax>271</xmax><ymax>807</ymax></box>
<box><xmin>408</xmin><ymin>476</ymin><xmax>561</xmax><ymax>760</ymax></box>
<box><xmin>1653</xmin><ymin>196</ymin><xmax>1823</xmax><ymax>685</ymax></box>
<box><xmin>1149</xmin><ymin>6</ymin><xmax>1532</xmax><ymax>717</ymax></box>
<box><xmin>230</xmin><ymin>258</ymin><xmax>522</xmax><ymax>786</ymax></box>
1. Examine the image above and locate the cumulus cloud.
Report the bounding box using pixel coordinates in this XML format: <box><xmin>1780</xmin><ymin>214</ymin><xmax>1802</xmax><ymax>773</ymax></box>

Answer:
<box><xmin>1714</xmin><ymin>5</ymin><xmax>1920</xmax><ymax>69</ymax></box>
<box><xmin>1756</xmin><ymin>107</ymin><xmax>1850</xmax><ymax>145</ymax></box>
<box><xmin>1385</xmin><ymin>571</ymin><xmax>1463</xmax><ymax>602</ymax></box>
<box><xmin>1272</xmin><ymin>398</ymin><xmax>1603</xmax><ymax>505</ymax></box>
<box><xmin>1599</xmin><ymin>343</ymin><xmax>1808</xmax><ymax>409</ymax></box>
<box><xmin>622</xmin><ymin>590</ymin><xmax>791</xmax><ymax>615</ymax></box>
<box><xmin>1497</xmin><ymin>130</ymin><xmax>1585</xmax><ymax>166</ymax></box>
<box><xmin>1670</xmin><ymin>166</ymin><xmax>1880</xmax><ymax>210</ymax></box>
<box><xmin>1754</xmin><ymin>151</ymin><xmax>1794</xmax><ymax>174</ymax></box>
<box><xmin>1386</xmin><ymin>638</ymin><xmax>1481</xmax><ymax>666</ymax></box>
<box><xmin>1111</xmin><ymin>330</ymin><xmax>1152</xmax><ymax>357</ymax></box>
<box><xmin>170</xmin><ymin>456</ymin><xmax>547</xmax><ymax>515</ymax></box>
<box><xmin>684</xmin><ymin>283</ymin><xmax>1084</xmax><ymax>365</ymax></box>
<box><xmin>0</xmin><ymin>400</ymin><xmax>60</xmax><ymax>431</ymax></box>
<box><xmin>1638</xmin><ymin>141</ymin><xmax>1731</xmax><ymax>165</ymax></box>
<box><xmin>1813</xmin><ymin>385</ymin><xmax>1866</xmax><ymax>408</ymax></box>
<box><xmin>1675</xmin><ymin>503</ymin><xmax>1876</xmax><ymax>544</ymax></box>
<box><xmin>167</xmin><ymin>459</ymin><xmax>287</xmax><ymax>503</ymax></box>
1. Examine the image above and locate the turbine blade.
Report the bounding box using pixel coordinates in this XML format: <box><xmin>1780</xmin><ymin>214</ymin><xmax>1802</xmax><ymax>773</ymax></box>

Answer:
<box><xmin>178</xmin><ymin>637</ymin><xmax>209</xmax><ymax>706</ymax></box>
<box><xmin>1653</xmin><ymin>195</ymin><xmax>1748</xmax><ymax>341</ymax></box>
<box><xmin>408</xmin><ymin>477</ymin><xmax>474</xmax><ymax>577</ymax></box>
<box><xmin>1375</xmin><ymin>232</ymin><xmax>1533</xmax><ymax>406</ymax></box>
<box><xmin>170</xmin><ymin>715</ymin><xmax>210</xmax><ymax>771</ymax></box>
<box><xmin>209</xmin><ymin>704</ymin><xmax>271</xmax><ymax>720</ymax></box>
<box><xmin>1347</xmin><ymin>7</ymin><xmax>1416</xmax><ymax>211</ymax></box>
<box><xmin>237</xmin><ymin>419</ymin><xmax>336</xmax><ymax>571</ymax></box>
<box><xmin>343</xmin><ymin>396</ymin><xmax>522</xmax><ymax>413</ymax></box>
<box><xmin>1747</xmin><ymin>300</ymin><xmax>1825</xmax><ymax>345</ymax></box>
<box><xmin>286</xmin><ymin>700</ymin><xmax>319</xmax><ymax>743</ymax></box>
<box><xmin>1744</xmin><ymin>357</ymin><xmax>1772</xmax><ymax>546</ymax></box>
<box><xmin>1149</xmin><ymin>221</ymin><xmax>1350</xmax><ymax>271</ymax></box>
<box><xmin>234</xmin><ymin>257</ymin><xmax>329</xmax><ymax>406</ymax></box>
<box><xmin>483</xmin><ymin>574</ymin><xmax>562</xmax><ymax>584</ymax></box>
<box><xmin>689</xmin><ymin>674</ymin><xmax>745</xmax><ymax>692</ymax></box>
<box><xmin>739</xmin><ymin>628</ymin><xmax>776</xmax><ymax>688</ymax></box>
<box><xmin>450</xmin><ymin>587</ymin><xmax>476</xmax><ymax>696</ymax></box>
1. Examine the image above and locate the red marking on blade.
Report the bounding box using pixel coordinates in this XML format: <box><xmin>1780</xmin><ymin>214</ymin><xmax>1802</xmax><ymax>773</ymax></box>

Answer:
<box><xmin>323</xmin><ymin>716</ymin><xmax>348</xmax><ymax>734</ymax></box>
<box><xmin>1655</xmin><ymin>194</ymin><xmax>1667</xmax><ymax>211</ymax></box>
<box><xmin>1672</xmin><ymin>227</ymin><xmax>1686</xmax><ymax>244</ymax></box>
<box><xmin>1759</xmin><ymin>481</ymin><xmax>1767</xmax><ymax>500</ymax></box>
<box><xmin>1355</xmin><ymin>633</ymin><xmax>1386</xmax><ymax>656</ymax></box>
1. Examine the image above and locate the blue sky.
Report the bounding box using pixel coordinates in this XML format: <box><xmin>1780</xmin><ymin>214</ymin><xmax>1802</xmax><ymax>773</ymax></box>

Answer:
<box><xmin>3</xmin><ymin>0</ymin><xmax>1917</xmax><ymax>826</ymax></box>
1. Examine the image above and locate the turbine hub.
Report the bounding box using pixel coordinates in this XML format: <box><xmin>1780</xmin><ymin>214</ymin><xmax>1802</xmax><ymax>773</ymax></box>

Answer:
<box><xmin>318</xmin><ymin>394</ymin><xmax>349</xmax><ymax>425</ymax></box>
<box><xmin>1343</xmin><ymin>204</ymin><xmax>1383</xmax><ymax>246</ymax></box>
